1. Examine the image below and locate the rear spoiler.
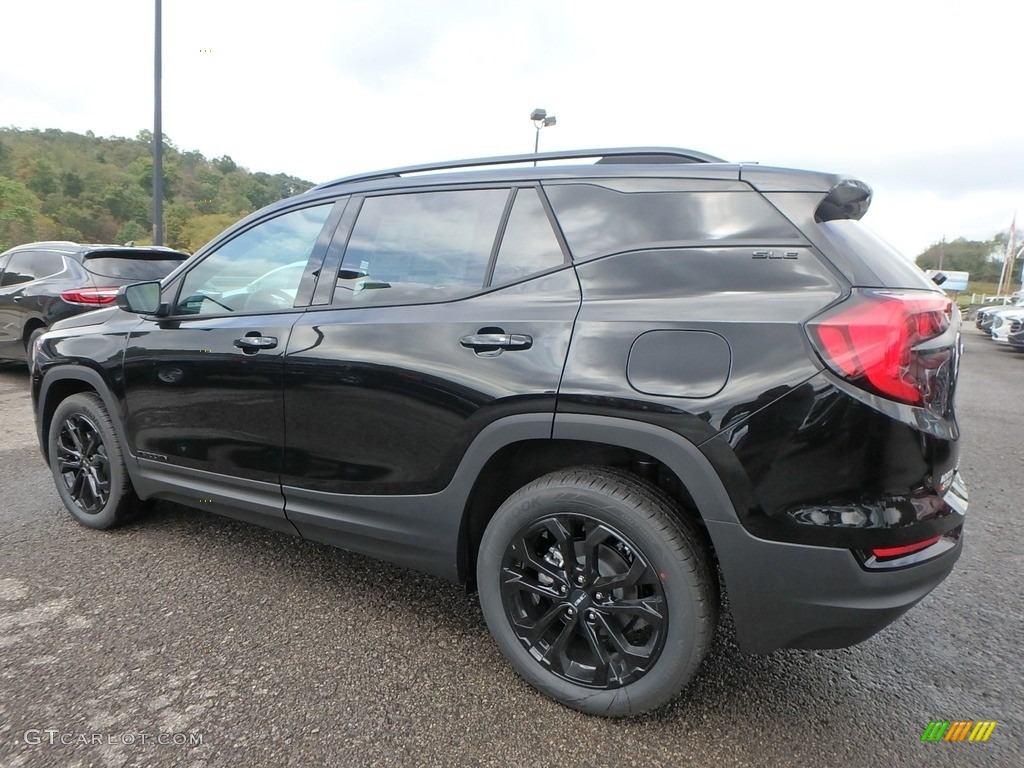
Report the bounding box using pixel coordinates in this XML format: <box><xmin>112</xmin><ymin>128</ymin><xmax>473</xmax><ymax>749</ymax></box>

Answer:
<box><xmin>83</xmin><ymin>248</ymin><xmax>189</xmax><ymax>260</ymax></box>
<box><xmin>814</xmin><ymin>180</ymin><xmax>872</xmax><ymax>222</ymax></box>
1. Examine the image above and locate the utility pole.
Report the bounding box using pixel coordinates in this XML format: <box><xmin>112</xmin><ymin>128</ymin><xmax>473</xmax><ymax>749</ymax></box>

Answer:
<box><xmin>937</xmin><ymin>236</ymin><xmax>944</xmax><ymax>270</ymax></box>
<box><xmin>153</xmin><ymin>0</ymin><xmax>164</xmax><ymax>245</ymax></box>
<box><xmin>998</xmin><ymin>214</ymin><xmax>1016</xmax><ymax>296</ymax></box>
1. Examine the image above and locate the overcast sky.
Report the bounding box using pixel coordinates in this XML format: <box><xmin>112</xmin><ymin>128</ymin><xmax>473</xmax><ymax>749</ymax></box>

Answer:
<box><xmin>2</xmin><ymin>0</ymin><xmax>1022</xmax><ymax>257</ymax></box>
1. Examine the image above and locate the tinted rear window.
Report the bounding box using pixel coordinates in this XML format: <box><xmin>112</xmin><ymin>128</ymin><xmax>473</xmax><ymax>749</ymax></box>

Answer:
<box><xmin>83</xmin><ymin>255</ymin><xmax>186</xmax><ymax>280</ymax></box>
<box><xmin>545</xmin><ymin>184</ymin><xmax>801</xmax><ymax>260</ymax></box>
<box><xmin>816</xmin><ymin>221</ymin><xmax>935</xmax><ymax>290</ymax></box>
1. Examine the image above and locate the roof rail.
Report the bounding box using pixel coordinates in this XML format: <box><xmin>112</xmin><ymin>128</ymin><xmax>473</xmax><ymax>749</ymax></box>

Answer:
<box><xmin>313</xmin><ymin>147</ymin><xmax>726</xmax><ymax>191</ymax></box>
<box><xmin>9</xmin><ymin>240</ymin><xmax>79</xmax><ymax>250</ymax></box>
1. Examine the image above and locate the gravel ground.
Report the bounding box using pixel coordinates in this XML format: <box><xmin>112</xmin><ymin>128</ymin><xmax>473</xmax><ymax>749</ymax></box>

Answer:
<box><xmin>0</xmin><ymin>331</ymin><xmax>1020</xmax><ymax>767</ymax></box>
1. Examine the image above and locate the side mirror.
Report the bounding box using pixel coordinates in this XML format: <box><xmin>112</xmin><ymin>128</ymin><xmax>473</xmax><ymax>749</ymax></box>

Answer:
<box><xmin>116</xmin><ymin>282</ymin><xmax>167</xmax><ymax>316</ymax></box>
<box><xmin>337</xmin><ymin>268</ymin><xmax>369</xmax><ymax>280</ymax></box>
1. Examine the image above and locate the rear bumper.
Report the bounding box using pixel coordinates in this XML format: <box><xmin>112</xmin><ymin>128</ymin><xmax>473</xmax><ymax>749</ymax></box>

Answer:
<box><xmin>706</xmin><ymin>473</ymin><xmax>966</xmax><ymax>653</ymax></box>
<box><xmin>708</xmin><ymin>520</ymin><xmax>962</xmax><ymax>653</ymax></box>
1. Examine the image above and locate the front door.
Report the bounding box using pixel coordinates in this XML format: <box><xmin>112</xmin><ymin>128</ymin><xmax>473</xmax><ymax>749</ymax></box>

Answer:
<box><xmin>122</xmin><ymin>202</ymin><xmax>339</xmax><ymax>527</ymax></box>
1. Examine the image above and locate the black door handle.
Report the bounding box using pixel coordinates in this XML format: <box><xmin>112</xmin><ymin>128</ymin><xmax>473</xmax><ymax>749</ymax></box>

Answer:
<box><xmin>460</xmin><ymin>332</ymin><xmax>533</xmax><ymax>356</ymax></box>
<box><xmin>233</xmin><ymin>335</ymin><xmax>278</xmax><ymax>352</ymax></box>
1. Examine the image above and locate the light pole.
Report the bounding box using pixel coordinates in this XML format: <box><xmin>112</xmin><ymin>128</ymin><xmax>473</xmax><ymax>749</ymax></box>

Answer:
<box><xmin>530</xmin><ymin>108</ymin><xmax>556</xmax><ymax>163</ymax></box>
<box><xmin>153</xmin><ymin>0</ymin><xmax>163</xmax><ymax>245</ymax></box>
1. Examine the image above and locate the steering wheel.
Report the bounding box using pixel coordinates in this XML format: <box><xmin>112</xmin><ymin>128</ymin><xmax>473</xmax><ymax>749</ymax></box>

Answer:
<box><xmin>243</xmin><ymin>289</ymin><xmax>294</xmax><ymax>311</ymax></box>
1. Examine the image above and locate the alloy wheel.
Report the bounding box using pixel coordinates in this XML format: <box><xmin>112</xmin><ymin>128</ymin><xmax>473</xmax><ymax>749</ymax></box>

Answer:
<box><xmin>499</xmin><ymin>513</ymin><xmax>668</xmax><ymax>689</ymax></box>
<box><xmin>55</xmin><ymin>414</ymin><xmax>111</xmax><ymax>515</ymax></box>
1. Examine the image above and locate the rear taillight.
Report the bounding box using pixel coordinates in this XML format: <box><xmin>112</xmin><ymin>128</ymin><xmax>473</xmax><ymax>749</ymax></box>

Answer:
<box><xmin>60</xmin><ymin>287</ymin><xmax>120</xmax><ymax>306</ymax></box>
<box><xmin>870</xmin><ymin>536</ymin><xmax>941</xmax><ymax>560</ymax></box>
<box><xmin>808</xmin><ymin>291</ymin><xmax>954</xmax><ymax>407</ymax></box>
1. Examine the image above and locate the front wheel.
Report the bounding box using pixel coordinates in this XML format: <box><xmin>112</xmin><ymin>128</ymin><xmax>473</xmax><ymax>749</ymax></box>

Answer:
<box><xmin>477</xmin><ymin>467</ymin><xmax>717</xmax><ymax>716</ymax></box>
<box><xmin>48</xmin><ymin>393</ymin><xmax>142</xmax><ymax>529</ymax></box>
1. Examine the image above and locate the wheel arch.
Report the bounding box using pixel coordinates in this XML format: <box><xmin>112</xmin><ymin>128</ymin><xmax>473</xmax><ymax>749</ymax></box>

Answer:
<box><xmin>37</xmin><ymin>367</ymin><xmax>130</xmax><ymax>468</ymax></box>
<box><xmin>457</xmin><ymin>413</ymin><xmax>742</xmax><ymax>586</ymax></box>
<box><xmin>23</xmin><ymin>318</ymin><xmax>47</xmax><ymax>349</ymax></box>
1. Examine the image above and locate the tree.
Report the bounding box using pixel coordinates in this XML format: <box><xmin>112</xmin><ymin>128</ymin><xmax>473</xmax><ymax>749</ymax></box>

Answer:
<box><xmin>0</xmin><ymin>126</ymin><xmax>313</xmax><ymax>249</ymax></box>
<box><xmin>177</xmin><ymin>213</ymin><xmax>238</xmax><ymax>252</ymax></box>
<box><xmin>915</xmin><ymin>237</ymin><xmax>1003</xmax><ymax>284</ymax></box>
<box><xmin>26</xmin><ymin>158</ymin><xmax>57</xmax><ymax>197</ymax></box>
<box><xmin>61</xmin><ymin>171</ymin><xmax>85</xmax><ymax>198</ymax></box>
<box><xmin>164</xmin><ymin>203</ymin><xmax>191</xmax><ymax>250</ymax></box>
<box><xmin>101</xmin><ymin>182</ymin><xmax>148</xmax><ymax>224</ymax></box>
<box><xmin>129</xmin><ymin>156</ymin><xmax>179</xmax><ymax>202</ymax></box>
<box><xmin>213</xmin><ymin>155</ymin><xmax>237</xmax><ymax>174</ymax></box>
<box><xmin>0</xmin><ymin>176</ymin><xmax>42</xmax><ymax>252</ymax></box>
<box><xmin>115</xmin><ymin>221</ymin><xmax>147</xmax><ymax>245</ymax></box>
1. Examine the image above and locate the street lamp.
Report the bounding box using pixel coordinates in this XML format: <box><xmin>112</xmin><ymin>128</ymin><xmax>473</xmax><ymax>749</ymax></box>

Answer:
<box><xmin>153</xmin><ymin>0</ymin><xmax>163</xmax><ymax>245</ymax></box>
<box><xmin>531</xmin><ymin>108</ymin><xmax>556</xmax><ymax>161</ymax></box>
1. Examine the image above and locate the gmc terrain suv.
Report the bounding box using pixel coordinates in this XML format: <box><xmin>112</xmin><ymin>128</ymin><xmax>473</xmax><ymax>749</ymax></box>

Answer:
<box><xmin>31</xmin><ymin>148</ymin><xmax>967</xmax><ymax>716</ymax></box>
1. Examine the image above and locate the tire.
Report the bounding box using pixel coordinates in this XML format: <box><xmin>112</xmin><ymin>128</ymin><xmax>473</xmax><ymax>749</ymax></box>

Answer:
<box><xmin>477</xmin><ymin>467</ymin><xmax>717</xmax><ymax>716</ymax></box>
<box><xmin>47</xmin><ymin>393</ymin><xmax>142</xmax><ymax>529</ymax></box>
<box><xmin>26</xmin><ymin>326</ymin><xmax>46</xmax><ymax>366</ymax></box>
<box><xmin>26</xmin><ymin>327</ymin><xmax>46</xmax><ymax>358</ymax></box>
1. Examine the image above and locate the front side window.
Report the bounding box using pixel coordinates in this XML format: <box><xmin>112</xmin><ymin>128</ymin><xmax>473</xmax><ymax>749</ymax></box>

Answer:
<box><xmin>175</xmin><ymin>204</ymin><xmax>333</xmax><ymax>315</ymax></box>
<box><xmin>333</xmin><ymin>189</ymin><xmax>509</xmax><ymax>306</ymax></box>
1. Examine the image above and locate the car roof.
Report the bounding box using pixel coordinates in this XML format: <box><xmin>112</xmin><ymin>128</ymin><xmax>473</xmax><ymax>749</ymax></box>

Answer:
<box><xmin>307</xmin><ymin>146</ymin><xmax>857</xmax><ymax>199</ymax></box>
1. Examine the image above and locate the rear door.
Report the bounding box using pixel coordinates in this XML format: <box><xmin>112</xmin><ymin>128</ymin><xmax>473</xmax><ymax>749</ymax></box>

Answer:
<box><xmin>281</xmin><ymin>186</ymin><xmax>581</xmax><ymax>557</ymax></box>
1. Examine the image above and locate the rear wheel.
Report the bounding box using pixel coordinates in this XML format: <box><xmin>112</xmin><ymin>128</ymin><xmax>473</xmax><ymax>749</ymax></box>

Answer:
<box><xmin>48</xmin><ymin>393</ymin><xmax>142</xmax><ymax>529</ymax></box>
<box><xmin>477</xmin><ymin>467</ymin><xmax>717</xmax><ymax>716</ymax></box>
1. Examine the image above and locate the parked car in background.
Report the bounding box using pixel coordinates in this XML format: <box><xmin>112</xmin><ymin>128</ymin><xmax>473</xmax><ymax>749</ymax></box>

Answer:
<box><xmin>976</xmin><ymin>298</ymin><xmax>1024</xmax><ymax>335</ymax></box>
<box><xmin>0</xmin><ymin>241</ymin><xmax>189</xmax><ymax>364</ymax></box>
<box><xmin>990</xmin><ymin>309</ymin><xmax>1024</xmax><ymax>345</ymax></box>
<box><xmin>1007</xmin><ymin>321</ymin><xmax>1024</xmax><ymax>351</ymax></box>
<box><xmin>31</xmin><ymin>147</ymin><xmax>967</xmax><ymax>716</ymax></box>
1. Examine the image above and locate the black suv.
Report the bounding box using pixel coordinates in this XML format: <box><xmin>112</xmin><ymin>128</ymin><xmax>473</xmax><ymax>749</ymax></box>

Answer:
<box><xmin>0</xmin><ymin>241</ymin><xmax>189</xmax><ymax>363</ymax></box>
<box><xmin>31</xmin><ymin>148</ymin><xmax>967</xmax><ymax>716</ymax></box>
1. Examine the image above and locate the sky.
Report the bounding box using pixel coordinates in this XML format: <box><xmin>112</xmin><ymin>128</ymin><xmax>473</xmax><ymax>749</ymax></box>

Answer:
<box><xmin>1</xmin><ymin>0</ymin><xmax>1022</xmax><ymax>258</ymax></box>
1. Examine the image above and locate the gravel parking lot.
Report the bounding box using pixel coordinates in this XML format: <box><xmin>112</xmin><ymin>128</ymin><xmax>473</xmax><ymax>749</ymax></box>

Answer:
<box><xmin>1</xmin><ymin>332</ymin><xmax>1021</xmax><ymax>768</ymax></box>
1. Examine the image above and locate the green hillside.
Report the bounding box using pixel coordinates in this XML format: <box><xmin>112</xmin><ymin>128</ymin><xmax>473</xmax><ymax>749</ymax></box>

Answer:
<box><xmin>0</xmin><ymin>127</ymin><xmax>313</xmax><ymax>254</ymax></box>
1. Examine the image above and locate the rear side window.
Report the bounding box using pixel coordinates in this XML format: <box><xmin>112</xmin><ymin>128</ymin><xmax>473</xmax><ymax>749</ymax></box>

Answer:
<box><xmin>334</xmin><ymin>189</ymin><xmax>508</xmax><ymax>305</ymax></box>
<box><xmin>545</xmin><ymin>184</ymin><xmax>800</xmax><ymax>260</ymax></box>
<box><xmin>83</xmin><ymin>255</ymin><xmax>186</xmax><ymax>280</ymax></box>
<box><xmin>816</xmin><ymin>220</ymin><xmax>936</xmax><ymax>290</ymax></box>
<box><xmin>0</xmin><ymin>250</ymin><xmax>64</xmax><ymax>285</ymax></box>
<box><xmin>489</xmin><ymin>188</ymin><xmax>565</xmax><ymax>286</ymax></box>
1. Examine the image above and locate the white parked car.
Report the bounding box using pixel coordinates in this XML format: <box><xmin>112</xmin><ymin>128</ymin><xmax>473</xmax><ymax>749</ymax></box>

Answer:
<box><xmin>990</xmin><ymin>309</ymin><xmax>1024</xmax><ymax>344</ymax></box>
<box><xmin>976</xmin><ymin>298</ymin><xmax>1024</xmax><ymax>334</ymax></box>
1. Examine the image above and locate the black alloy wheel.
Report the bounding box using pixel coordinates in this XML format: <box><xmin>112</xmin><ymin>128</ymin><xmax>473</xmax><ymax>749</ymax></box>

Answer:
<box><xmin>48</xmin><ymin>393</ymin><xmax>142</xmax><ymax>529</ymax></box>
<box><xmin>56</xmin><ymin>412</ymin><xmax>110</xmax><ymax>514</ymax></box>
<box><xmin>478</xmin><ymin>467</ymin><xmax>717</xmax><ymax>716</ymax></box>
<box><xmin>500</xmin><ymin>513</ymin><xmax>667</xmax><ymax>689</ymax></box>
